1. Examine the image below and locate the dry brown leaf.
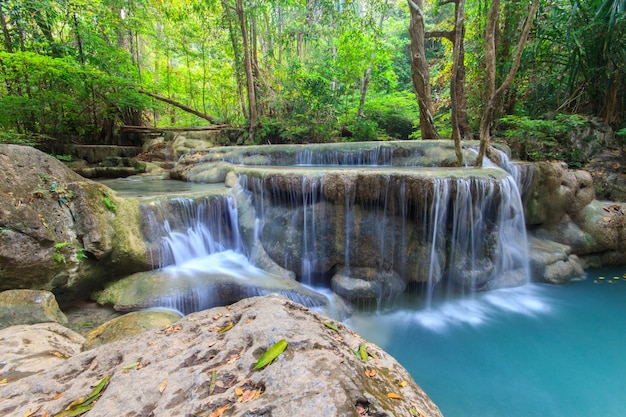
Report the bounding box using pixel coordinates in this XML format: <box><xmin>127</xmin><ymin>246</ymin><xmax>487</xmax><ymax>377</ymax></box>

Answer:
<box><xmin>209</xmin><ymin>404</ymin><xmax>230</xmax><ymax>417</ymax></box>
<box><xmin>387</xmin><ymin>392</ymin><xmax>404</xmax><ymax>400</ymax></box>
<box><xmin>53</xmin><ymin>392</ymin><xmax>64</xmax><ymax>400</ymax></box>
<box><xmin>213</xmin><ymin>312</ymin><xmax>223</xmax><ymax>320</ymax></box>
<box><xmin>159</xmin><ymin>380</ymin><xmax>167</xmax><ymax>393</ymax></box>
<box><xmin>234</xmin><ymin>387</ymin><xmax>244</xmax><ymax>396</ymax></box>
<box><xmin>397</xmin><ymin>380</ymin><xmax>408</xmax><ymax>388</ymax></box>
<box><xmin>21</xmin><ymin>406</ymin><xmax>40</xmax><ymax>417</ymax></box>
<box><xmin>237</xmin><ymin>389</ymin><xmax>261</xmax><ymax>403</ymax></box>
<box><xmin>41</xmin><ymin>411</ymin><xmax>49</xmax><ymax>417</ymax></box>
<box><xmin>49</xmin><ymin>351</ymin><xmax>67</xmax><ymax>358</ymax></box>
<box><xmin>0</xmin><ymin>378</ymin><xmax>8</xmax><ymax>385</ymax></box>
<box><xmin>88</xmin><ymin>359</ymin><xmax>97</xmax><ymax>370</ymax></box>
<box><xmin>226</xmin><ymin>354</ymin><xmax>241</xmax><ymax>365</ymax></box>
<box><xmin>164</xmin><ymin>324</ymin><xmax>183</xmax><ymax>335</ymax></box>
<box><xmin>364</xmin><ymin>369</ymin><xmax>376</xmax><ymax>378</ymax></box>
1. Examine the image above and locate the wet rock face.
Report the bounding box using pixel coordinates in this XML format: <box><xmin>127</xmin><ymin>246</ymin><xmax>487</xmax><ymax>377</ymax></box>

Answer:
<box><xmin>0</xmin><ymin>145</ymin><xmax>149</xmax><ymax>299</ymax></box>
<box><xmin>524</xmin><ymin>161</ymin><xmax>626</xmax><ymax>272</ymax></box>
<box><xmin>0</xmin><ymin>295</ymin><xmax>443</xmax><ymax>417</ymax></box>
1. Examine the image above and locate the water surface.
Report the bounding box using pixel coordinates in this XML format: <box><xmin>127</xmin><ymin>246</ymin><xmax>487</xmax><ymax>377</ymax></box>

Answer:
<box><xmin>347</xmin><ymin>268</ymin><xmax>626</xmax><ymax>417</ymax></box>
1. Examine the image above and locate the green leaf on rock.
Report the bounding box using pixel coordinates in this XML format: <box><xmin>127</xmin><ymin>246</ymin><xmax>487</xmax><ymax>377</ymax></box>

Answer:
<box><xmin>54</xmin><ymin>374</ymin><xmax>109</xmax><ymax>417</ymax></box>
<box><xmin>358</xmin><ymin>343</ymin><xmax>368</xmax><ymax>362</ymax></box>
<box><xmin>323</xmin><ymin>321</ymin><xmax>340</xmax><ymax>333</ymax></box>
<box><xmin>254</xmin><ymin>339</ymin><xmax>288</xmax><ymax>369</ymax></box>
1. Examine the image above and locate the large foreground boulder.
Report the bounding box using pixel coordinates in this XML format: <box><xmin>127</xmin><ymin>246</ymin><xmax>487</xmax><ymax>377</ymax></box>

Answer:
<box><xmin>0</xmin><ymin>145</ymin><xmax>150</xmax><ymax>301</ymax></box>
<box><xmin>0</xmin><ymin>295</ymin><xmax>443</xmax><ymax>417</ymax></box>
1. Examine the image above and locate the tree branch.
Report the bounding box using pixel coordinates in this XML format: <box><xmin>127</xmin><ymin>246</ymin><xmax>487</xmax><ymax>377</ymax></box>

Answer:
<box><xmin>425</xmin><ymin>30</ymin><xmax>455</xmax><ymax>43</ymax></box>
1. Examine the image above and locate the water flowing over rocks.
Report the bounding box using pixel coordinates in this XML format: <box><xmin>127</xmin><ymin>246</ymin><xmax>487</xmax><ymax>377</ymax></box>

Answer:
<box><xmin>0</xmin><ymin>295</ymin><xmax>443</xmax><ymax>417</ymax></box>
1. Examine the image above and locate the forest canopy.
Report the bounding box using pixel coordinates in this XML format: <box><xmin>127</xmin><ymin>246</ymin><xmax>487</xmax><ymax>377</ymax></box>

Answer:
<box><xmin>0</xmin><ymin>0</ymin><xmax>624</xmax><ymax>160</ymax></box>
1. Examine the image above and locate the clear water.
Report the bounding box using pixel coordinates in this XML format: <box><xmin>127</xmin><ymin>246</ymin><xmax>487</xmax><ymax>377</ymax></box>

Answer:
<box><xmin>347</xmin><ymin>267</ymin><xmax>626</xmax><ymax>417</ymax></box>
<box><xmin>97</xmin><ymin>175</ymin><xmax>221</xmax><ymax>199</ymax></box>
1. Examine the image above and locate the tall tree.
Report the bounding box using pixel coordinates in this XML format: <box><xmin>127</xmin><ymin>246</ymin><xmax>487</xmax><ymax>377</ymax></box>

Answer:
<box><xmin>475</xmin><ymin>0</ymin><xmax>540</xmax><ymax>167</ymax></box>
<box><xmin>235</xmin><ymin>0</ymin><xmax>258</xmax><ymax>142</ymax></box>
<box><xmin>449</xmin><ymin>0</ymin><xmax>465</xmax><ymax>166</ymax></box>
<box><xmin>407</xmin><ymin>0</ymin><xmax>440</xmax><ymax>139</ymax></box>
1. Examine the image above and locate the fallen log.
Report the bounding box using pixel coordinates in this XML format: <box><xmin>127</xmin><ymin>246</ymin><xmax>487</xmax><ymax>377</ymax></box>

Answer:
<box><xmin>138</xmin><ymin>89</ymin><xmax>218</xmax><ymax>124</ymax></box>
<box><xmin>119</xmin><ymin>125</ymin><xmax>231</xmax><ymax>134</ymax></box>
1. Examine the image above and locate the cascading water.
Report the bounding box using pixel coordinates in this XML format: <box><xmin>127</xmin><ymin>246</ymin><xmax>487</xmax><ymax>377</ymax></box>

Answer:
<box><xmin>131</xmin><ymin>141</ymin><xmax>532</xmax><ymax>316</ymax></box>
<box><xmin>141</xmin><ymin>195</ymin><xmax>244</xmax><ymax>268</ymax></box>
<box><xmin>138</xmin><ymin>194</ymin><xmax>328</xmax><ymax>313</ymax></box>
<box><xmin>239</xmin><ymin>165</ymin><xmax>531</xmax><ymax>307</ymax></box>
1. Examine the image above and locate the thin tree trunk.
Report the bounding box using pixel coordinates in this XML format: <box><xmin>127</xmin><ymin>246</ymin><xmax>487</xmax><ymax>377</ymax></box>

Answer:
<box><xmin>0</xmin><ymin>5</ymin><xmax>13</xmax><ymax>53</ymax></box>
<box><xmin>407</xmin><ymin>0</ymin><xmax>440</xmax><ymax>139</ymax></box>
<box><xmin>138</xmin><ymin>89</ymin><xmax>218</xmax><ymax>124</ymax></box>
<box><xmin>450</xmin><ymin>0</ymin><xmax>466</xmax><ymax>166</ymax></box>
<box><xmin>358</xmin><ymin>0</ymin><xmax>389</xmax><ymax>118</ymax></box>
<box><xmin>224</xmin><ymin>1</ymin><xmax>247</xmax><ymax>118</ymax></box>
<box><xmin>476</xmin><ymin>0</ymin><xmax>540</xmax><ymax>167</ymax></box>
<box><xmin>235</xmin><ymin>0</ymin><xmax>258</xmax><ymax>142</ymax></box>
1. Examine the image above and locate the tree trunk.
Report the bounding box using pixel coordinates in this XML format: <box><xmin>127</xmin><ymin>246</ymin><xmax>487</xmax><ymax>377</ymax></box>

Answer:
<box><xmin>358</xmin><ymin>0</ymin><xmax>389</xmax><ymax>119</ymax></box>
<box><xmin>235</xmin><ymin>0</ymin><xmax>258</xmax><ymax>142</ymax></box>
<box><xmin>476</xmin><ymin>0</ymin><xmax>540</xmax><ymax>167</ymax></box>
<box><xmin>0</xmin><ymin>5</ymin><xmax>13</xmax><ymax>53</ymax></box>
<box><xmin>223</xmin><ymin>3</ymin><xmax>247</xmax><ymax>118</ymax></box>
<box><xmin>407</xmin><ymin>0</ymin><xmax>440</xmax><ymax>139</ymax></box>
<box><xmin>450</xmin><ymin>0</ymin><xmax>466</xmax><ymax>166</ymax></box>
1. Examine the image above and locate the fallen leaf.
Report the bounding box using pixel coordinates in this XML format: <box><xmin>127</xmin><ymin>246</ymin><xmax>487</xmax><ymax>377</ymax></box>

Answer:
<box><xmin>323</xmin><ymin>321</ymin><xmax>340</xmax><ymax>332</ymax></box>
<box><xmin>387</xmin><ymin>392</ymin><xmax>404</xmax><ymax>400</ymax></box>
<box><xmin>364</xmin><ymin>369</ymin><xmax>376</xmax><ymax>378</ymax></box>
<box><xmin>410</xmin><ymin>404</ymin><xmax>427</xmax><ymax>417</ymax></box>
<box><xmin>217</xmin><ymin>322</ymin><xmax>234</xmax><ymax>334</ymax></box>
<box><xmin>209</xmin><ymin>404</ymin><xmax>230</xmax><ymax>417</ymax></box>
<box><xmin>397</xmin><ymin>380</ymin><xmax>408</xmax><ymax>387</ymax></box>
<box><xmin>122</xmin><ymin>362</ymin><xmax>140</xmax><ymax>370</ymax></box>
<box><xmin>234</xmin><ymin>387</ymin><xmax>244</xmax><ymax>396</ymax></box>
<box><xmin>226</xmin><ymin>354</ymin><xmax>241</xmax><ymax>365</ymax></box>
<box><xmin>358</xmin><ymin>343</ymin><xmax>368</xmax><ymax>361</ymax></box>
<box><xmin>159</xmin><ymin>379</ymin><xmax>167</xmax><ymax>393</ymax></box>
<box><xmin>88</xmin><ymin>359</ymin><xmax>97</xmax><ymax>370</ymax></box>
<box><xmin>50</xmin><ymin>351</ymin><xmax>68</xmax><ymax>358</ymax></box>
<box><xmin>22</xmin><ymin>407</ymin><xmax>40</xmax><ymax>417</ymax></box>
<box><xmin>238</xmin><ymin>389</ymin><xmax>258</xmax><ymax>402</ymax></box>
<box><xmin>0</xmin><ymin>378</ymin><xmax>8</xmax><ymax>385</ymax></box>
<box><xmin>254</xmin><ymin>340</ymin><xmax>288</xmax><ymax>369</ymax></box>
<box><xmin>53</xmin><ymin>393</ymin><xmax>64</xmax><ymax>400</ymax></box>
<box><xmin>213</xmin><ymin>312</ymin><xmax>223</xmax><ymax>320</ymax></box>
<box><xmin>209</xmin><ymin>371</ymin><xmax>217</xmax><ymax>395</ymax></box>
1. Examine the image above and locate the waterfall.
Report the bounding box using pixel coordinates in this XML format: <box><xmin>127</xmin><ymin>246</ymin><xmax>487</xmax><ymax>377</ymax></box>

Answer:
<box><xmin>296</xmin><ymin>146</ymin><xmax>393</xmax><ymax>166</ymax></box>
<box><xmin>140</xmin><ymin>195</ymin><xmax>244</xmax><ymax>268</ymax></box>
<box><xmin>240</xmin><ymin>167</ymin><xmax>531</xmax><ymax>304</ymax></box>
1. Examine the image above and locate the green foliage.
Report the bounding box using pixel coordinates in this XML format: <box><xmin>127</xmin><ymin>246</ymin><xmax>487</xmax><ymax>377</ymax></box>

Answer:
<box><xmin>53</xmin><ymin>241</ymin><xmax>87</xmax><ymax>264</ymax></box>
<box><xmin>102</xmin><ymin>191</ymin><xmax>117</xmax><ymax>213</ymax></box>
<box><xmin>496</xmin><ymin>114</ymin><xmax>592</xmax><ymax>166</ymax></box>
<box><xmin>54</xmin><ymin>154</ymin><xmax>73</xmax><ymax>162</ymax></box>
<box><xmin>362</xmin><ymin>93</ymin><xmax>419</xmax><ymax>140</ymax></box>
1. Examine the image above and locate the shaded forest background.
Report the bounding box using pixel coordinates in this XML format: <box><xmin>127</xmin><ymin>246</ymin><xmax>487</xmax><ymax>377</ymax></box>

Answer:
<box><xmin>0</xmin><ymin>0</ymin><xmax>624</xmax><ymax>166</ymax></box>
